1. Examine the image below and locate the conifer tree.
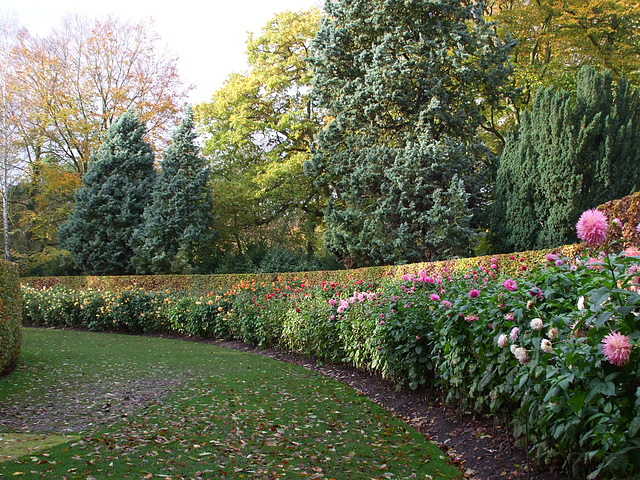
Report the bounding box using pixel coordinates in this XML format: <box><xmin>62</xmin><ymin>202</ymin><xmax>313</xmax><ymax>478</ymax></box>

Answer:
<box><xmin>305</xmin><ymin>0</ymin><xmax>514</xmax><ymax>266</ymax></box>
<box><xmin>492</xmin><ymin>67</ymin><xmax>640</xmax><ymax>252</ymax></box>
<box><xmin>59</xmin><ymin>111</ymin><xmax>156</xmax><ymax>274</ymax></box>
<box><xmin>134</xmin><ymin>108</ymin><xmax>215</xmax><ymax>274</ymax></box>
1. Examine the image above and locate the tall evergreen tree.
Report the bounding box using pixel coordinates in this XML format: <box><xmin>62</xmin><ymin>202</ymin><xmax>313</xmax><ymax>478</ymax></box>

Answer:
<box><xmin>492</xmin><ymin>67</ymin><xmax>640</xmax><ymax>252</ymax></box>
<box><xmin>305</xmin><ymin>0</ymin><xmax>514</xmax><ymax>266</ymax></box>
<box><xmin>134</xmin><ymin>108</ymin><xmax>215</xmax><ymax>274</ymax></box>
<box><xmin>59</xmin><ymin>111</ymin><xmax>156</xmax><ymax>275</ymax></box>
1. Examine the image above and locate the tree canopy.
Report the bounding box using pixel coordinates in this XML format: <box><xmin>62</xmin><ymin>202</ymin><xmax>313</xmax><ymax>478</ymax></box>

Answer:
<box><xmin>306</xmin><ymin>0</ymin><xmax>515</xmax><ymax>266</ymax></box>
<box><xmin>195</xmin><ymin>8</ymin><xmax>324</xmax><ymax>257</ymax></box>
<box><xmin>488</xmin><ymin>0</ymin><xmax>640</xmax><ymax>105</ymax></box>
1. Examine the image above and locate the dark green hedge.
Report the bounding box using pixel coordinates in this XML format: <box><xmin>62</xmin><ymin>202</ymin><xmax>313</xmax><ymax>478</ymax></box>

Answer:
<box><xmin>0</xmin><ymin>260</ymin><xmax>22</xmax><ymax>376</ymax></box>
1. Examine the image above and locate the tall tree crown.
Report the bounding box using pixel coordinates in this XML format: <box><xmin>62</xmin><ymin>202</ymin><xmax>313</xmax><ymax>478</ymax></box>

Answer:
<box><xmin>306</xmin><ymin>0</ymin><xmax>514</xmax><ymax>266</ymax></box>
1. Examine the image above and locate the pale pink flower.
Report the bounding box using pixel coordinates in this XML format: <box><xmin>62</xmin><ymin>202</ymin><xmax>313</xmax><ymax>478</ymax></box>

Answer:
<box><xmin>510</xmin><ymin>327</ymin><xmax>519</xmax><ymax>341</ymax></box>
<box><xmin>547</xmin><ymin>327</ymin><xmax>559</xmax><ymax>340</ymax></box>
<box><xmin>541</xmin><ymin>339</ymin><xmax>553</xmax><ymax>354</ymax></box>
<box><xmin>498</xmin><ymin>334</ymin><xmax>509</xmax><ymax>348</ymax></box>
<box><xmin>601</xmin><ymin>331</ymin><xmax>632</xmax><ymax>367</ymax></box>
<box><xmin>505</xmin><ymin>312</ymin><xmax>515</xmax><ymax>322</ymax></box>
<box><xmin>503</xmin><ymin>279</ymin><xmax>517</xmax><ymax>291</ymax></box>
<box><xmin>514</xmin><ymin>347</ymin><xmax>530</xmax><ymax>364</ymax></box>
<box><xmin>441</xmin><ymin>300</ymin><xmax>452</xmax><ymax>309</ymax></box>
<box><xmin>637</xmin><ymin>222</ymin><xmax>640</xmax><ymax>233</ymax></box>
<box><xmin>465</xmin><ymin>314</ymin><xmax>479</xmax><ymax>322</ymax></box>
<box><xmin>613</xmin><ymin>218</ymin><xmax>622</xmax><ymax>229</ymax></box>
<box><xmin>530</xmin><ymin>318</ymin><xmax>543</xmax><ymax>330</ymax></box>
<box><xmin>577</xmin><ymin>296</ymin><xmax>585</xmax><ymax>311</ymax></box>
<box><xmin>576</xmin><ymin>209</ymin><xmax>609</xmax><ymax>245</ymax></box>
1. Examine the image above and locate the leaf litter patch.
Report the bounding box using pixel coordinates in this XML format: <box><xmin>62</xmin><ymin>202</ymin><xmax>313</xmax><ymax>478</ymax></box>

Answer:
<box><xmin>0</xmin><ymin>377</ymin><xmax>182</xmax><ymax>434</ymax></box>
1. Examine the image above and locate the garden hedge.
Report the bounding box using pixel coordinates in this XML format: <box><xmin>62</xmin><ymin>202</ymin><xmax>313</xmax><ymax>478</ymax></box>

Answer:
<box><xmin>0</xmin><ymin>259</ymin><xmax>22</xmax><ymax>376</ymax></box>
<box><xmin>22</xmin><ymin>244</ymin><xmax>586</xmax><ymax>294</ymax></box>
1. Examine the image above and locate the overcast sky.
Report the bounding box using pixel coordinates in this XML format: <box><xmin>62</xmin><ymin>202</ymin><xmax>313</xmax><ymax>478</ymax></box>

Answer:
<box><xmin>1</xmin><ymin>0</ymin><xmax>324</xmax><ymax>104</ymax></box>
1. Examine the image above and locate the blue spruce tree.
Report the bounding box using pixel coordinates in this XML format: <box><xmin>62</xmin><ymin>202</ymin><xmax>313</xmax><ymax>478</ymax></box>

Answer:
<box><xmin>305</xmin><ymin>0</ymin><xmax>514</xmax><ymax>266</ymax></box>
<box><xmin>59</xmin><ymin>111</ymin><xmax>156</xmax><ymax>274</ymax></box>
<box><xmin>134</xmin><ymin>108</ymin><xmax>215</xmax><ymax>274</ymax></box>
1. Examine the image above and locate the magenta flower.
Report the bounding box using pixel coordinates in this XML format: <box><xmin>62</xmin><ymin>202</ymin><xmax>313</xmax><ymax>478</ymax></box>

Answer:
<box><xmin>601</xmin><ymin>331</ymin><xmax>632</xmax><ymax>367</ymax></box>
<box><xmin>503</xmin><ymin>279</ymin><xmax>517</xmax><ymax>291</ymax></box>
<box><xmin>576</xmin><ymin>209</ymin><xmax>609</xmax><ymax>245</ymax></box>
<box><xmin>441</xmin><ymin>300</ymin><xmax>452</xmax><ymax>309</ymax></box>
<box><xmin>469</xmin><ymin>289</ymin><xmax>480</xmax><ymax>298</ymax></box>
<box><xmin>430</xmin><ymin>293</ymin><xmax>441</xmax><ymax>301</ymax></box>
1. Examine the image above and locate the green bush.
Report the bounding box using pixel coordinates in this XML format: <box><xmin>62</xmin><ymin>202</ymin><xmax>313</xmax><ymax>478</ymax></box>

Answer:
<box><xmin>0</xmin><ymin>260</ymin><xmax>22</xmax><ymax>376</ymax></box>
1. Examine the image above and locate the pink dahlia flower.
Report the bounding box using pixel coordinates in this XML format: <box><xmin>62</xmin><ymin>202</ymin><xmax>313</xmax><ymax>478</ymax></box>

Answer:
<box><xmin>576</xmin><ymin>209</ymin><xmax>609</xmax><ymax>245</ymax></box>
<box><xmin>469</xmin><ymin>289</ymin><xmax>480</xmax><ymax>298</ymax></box>
<box><xmin>510</xmin><ymin>326</ymin><xmax>519</xmax><ymax>341</ymax></box>
<box><xmin>601</xmin><ymin>331</ymin><xmax>632</xmax><ymax>367</ymax></box>
<box><xmin>504</xmin><ymin>279</ymin><xmax>517</xmax><ymax>291</ymax></box>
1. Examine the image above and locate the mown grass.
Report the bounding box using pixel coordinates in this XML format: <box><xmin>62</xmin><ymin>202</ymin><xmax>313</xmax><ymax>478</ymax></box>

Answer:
<box><xmin>0</xmin><ymin>328</ymin><xmax>463</xmax><ymax>479</ymax></box>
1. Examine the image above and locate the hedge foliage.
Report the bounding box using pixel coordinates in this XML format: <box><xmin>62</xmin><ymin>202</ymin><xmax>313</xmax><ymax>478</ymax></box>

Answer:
<box><xmin>0</xmin><ymin>260</ymin><xmax>22</xmax><ymax>376</ymax></box>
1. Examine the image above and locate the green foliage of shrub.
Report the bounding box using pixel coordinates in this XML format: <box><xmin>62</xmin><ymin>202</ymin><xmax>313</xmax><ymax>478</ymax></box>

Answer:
<box><xmin>0</xmin><ymin>260</ymin><xmax>22</xmax><ymax>376</ymax></box>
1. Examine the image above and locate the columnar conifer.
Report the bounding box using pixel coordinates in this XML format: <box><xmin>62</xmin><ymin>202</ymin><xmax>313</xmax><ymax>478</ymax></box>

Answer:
<box><xmin>492</xmin><ymin>67</ymin><xmax>640</xmax><ymax>252</ymax></box>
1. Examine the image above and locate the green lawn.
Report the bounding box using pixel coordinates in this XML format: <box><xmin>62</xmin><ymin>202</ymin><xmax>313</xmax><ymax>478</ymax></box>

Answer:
<box><xmin>0</xmin><ymin>328</ymin><xmax>462</xmax><ymax>479</ymax></box>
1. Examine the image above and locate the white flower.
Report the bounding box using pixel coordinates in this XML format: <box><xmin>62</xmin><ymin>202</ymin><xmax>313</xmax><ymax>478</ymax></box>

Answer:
<box><xmin>541</xmin><ymin>339</ymin><xmax>553</xmax><ymax>353</ymax></box>
<box><xmin>498</xmin><ymin>334</ymin><xmax>509</xmax><ymax>348</ymax></box>
<box><xmin>577</xmin><ymin>296</ymin><xmax>585</xmax><ymax>311</ymax></box>
<box><xmin>510</xmin><ymin>344</ymin><xmax>518</xmax><ymax>354</ymax></box>
<box><xmin>530</xmin><ymin>318</ymin><xmax>544</xmax><ymax>330</ymax></box>
<box><xmin>547</xmin><ymin>327</ymin><xmax>559</xmax><ymax>340</ymax></box>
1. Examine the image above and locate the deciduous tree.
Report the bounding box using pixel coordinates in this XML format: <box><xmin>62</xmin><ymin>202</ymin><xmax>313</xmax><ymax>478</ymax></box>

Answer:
<box><xmin>195</xmin><ymin>9</ymin><xmax>324</xmax><ymax>257</ymax></box>
<box><xmin>11</xmin><ymin>14</ymin><xmax>190</xmax><ymax>175</ymax></box>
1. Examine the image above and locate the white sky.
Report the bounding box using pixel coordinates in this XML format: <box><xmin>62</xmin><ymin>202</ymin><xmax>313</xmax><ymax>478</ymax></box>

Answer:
<box><xmin>1</xmin><ymin>0</ymin><xmax>324</xmax><ymax>104</ymax></box>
